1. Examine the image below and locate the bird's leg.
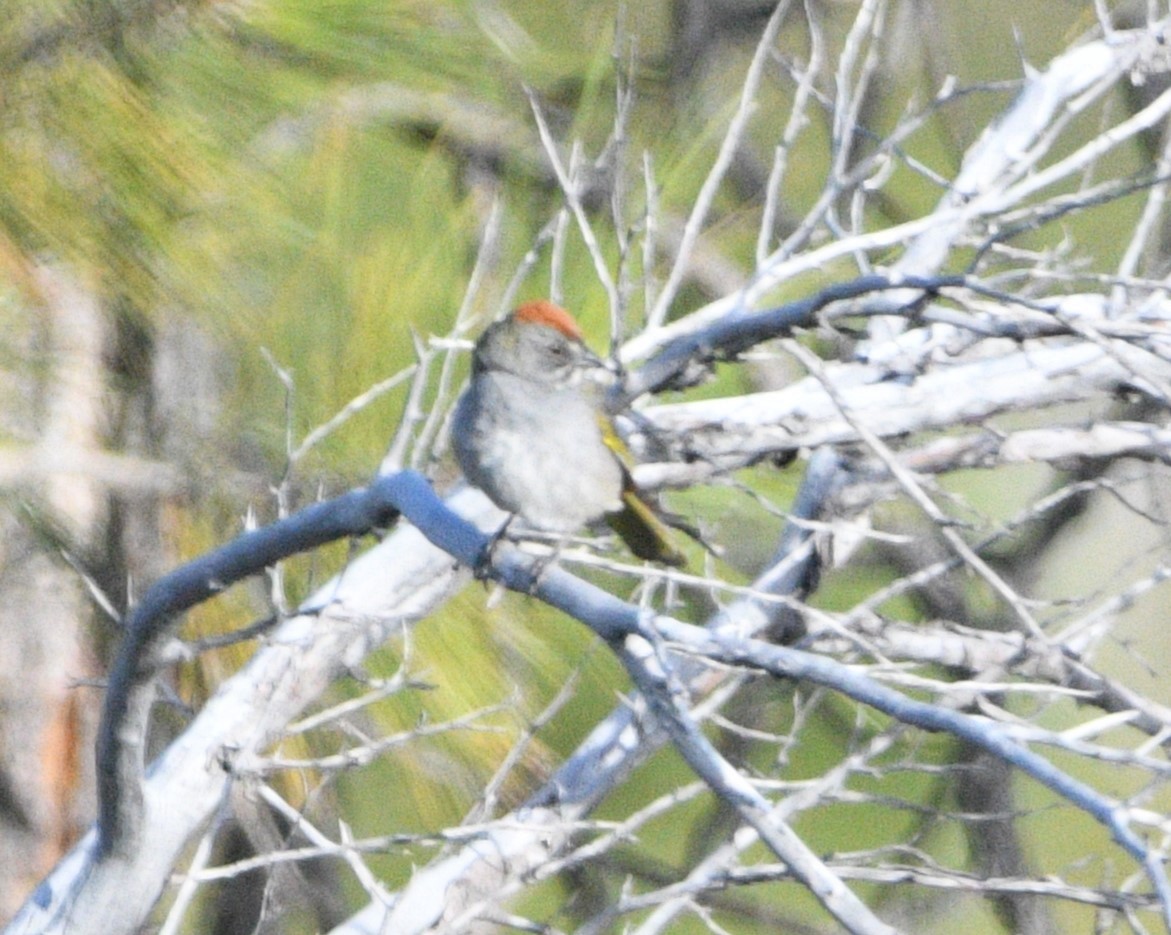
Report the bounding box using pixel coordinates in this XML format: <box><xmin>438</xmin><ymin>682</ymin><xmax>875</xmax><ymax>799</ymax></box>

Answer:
<box><xmin>474</xmin><ymin>515</ymin><xmax>516</xmax><ymax>580</ymax></box>
<box><xmin>476</xmin><ymin>519</ymin><xmax>573</xmax><ymax>592</ymax></box>
<box><xmin>521</xmin><ymin>538</ymin><xmax>568</xmax><ymax>594</ymax></box>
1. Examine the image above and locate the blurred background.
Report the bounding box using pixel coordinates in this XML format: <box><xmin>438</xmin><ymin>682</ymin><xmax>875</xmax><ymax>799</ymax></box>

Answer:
<box><xmin>2</xmin><ymin>1</ymin><xmax>1167</xmax><ymax>932</ymax></box>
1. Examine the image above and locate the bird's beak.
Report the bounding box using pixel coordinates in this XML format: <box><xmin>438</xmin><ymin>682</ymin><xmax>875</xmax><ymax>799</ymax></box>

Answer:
<box><xmin>577</xmin><ymin>344</ymin><xmax>610</xmax><ymax>370</ymax></box>
<box><xmin>579</xmin><ymin>348</ymin><xmax>622</xmax><ymax>391</ymax></box>
<box><xmin>587</xmin><ymin>343</ymin><xmax>627</xmax><ymax>372</ymax></box>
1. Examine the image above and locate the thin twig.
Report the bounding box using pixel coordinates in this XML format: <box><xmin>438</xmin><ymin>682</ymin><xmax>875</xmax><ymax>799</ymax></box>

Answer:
<box><xmin>647</xmin><ymin>0</ymin><xmax>791</xmax><ymax>329</ymax></box>
<box><xmin>783</xmin><ymin>338</ymin><xmax>1048</xmax><ymax>640</ymax></box>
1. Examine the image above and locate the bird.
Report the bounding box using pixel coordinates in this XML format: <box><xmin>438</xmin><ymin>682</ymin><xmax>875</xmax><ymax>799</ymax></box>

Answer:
<box><xmin>451</xmin><ymin>299</ymin><xmax>685</xmax><ymax>566</ymax></box>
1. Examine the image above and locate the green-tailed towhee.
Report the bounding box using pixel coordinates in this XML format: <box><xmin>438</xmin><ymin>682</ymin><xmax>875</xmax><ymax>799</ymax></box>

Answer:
<box><xmin>452</xmin><ymin>299</ymin><xmax>685</xmax><ymax>566</ymax></box>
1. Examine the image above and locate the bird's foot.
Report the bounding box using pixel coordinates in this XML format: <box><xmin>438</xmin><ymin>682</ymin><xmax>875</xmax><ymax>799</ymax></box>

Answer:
<box><xmin>472</xmin><ymin>516</ymin><xmax>515</xmax><ymax>580</ymax></box>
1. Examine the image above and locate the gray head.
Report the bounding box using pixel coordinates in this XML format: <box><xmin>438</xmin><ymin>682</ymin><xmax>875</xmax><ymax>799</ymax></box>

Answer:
<box><xmin>473</xmin><ymin>300</ymin><xmax>601</xmax><ymax>388</ymax></box>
